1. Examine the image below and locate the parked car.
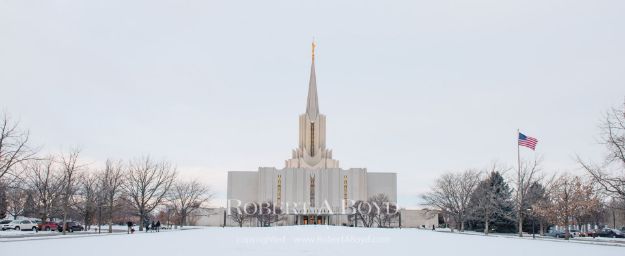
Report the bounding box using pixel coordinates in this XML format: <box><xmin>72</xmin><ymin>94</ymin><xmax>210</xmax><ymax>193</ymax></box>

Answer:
<box><xmin>56</xmin><ymin>222</ymin><xmax>84</xmax><ymax>232</ymax></box>
<box><xmin>584</xmin><ymin>228</ymin><xmax>601</xmax><ymax>238</ymax></box>
<box><xmin>569</xmin><ymin>229</ymin><xmax>581</xmax><ymax>237</ymax></box>
<box><xmin>0</xmin><ymin>220</ymin><xmax>13</xmax><ymax>230</ymax></box>
<box><xmin>546</xmin><ymin>229</ymin><xmax>571</xmax><ymax>238</ymax></box>
<box><xmin>38</xmin><ymin>221</ymin><xmax>59</xmax><ymax>231</ymax></box>
<box><xmin>596</xmin><ymin>228</ymin><xmax>625</xmax><ymax>238</ymax></box>
<box><xmin>2</xmin><ymin>220</ymin><xmax>38</xmax><ymax>231</ymax></box>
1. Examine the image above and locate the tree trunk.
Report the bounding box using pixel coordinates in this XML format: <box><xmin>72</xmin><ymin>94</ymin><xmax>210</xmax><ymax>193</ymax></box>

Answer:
<box><xmin>517</xmin><ymin>214</ymin><xmax>523</xmax><ymax>237</ymax></box>
<box><xmin>565</xmin><ymin>219</ymin><xmax>570</xmax><ymax>240</ymax></box>
<box><xmin>41</xmin><ymin>211</ymin><xmax>48</xmax><ymax>223</ymax></box>
<box><xmin>139</xmin><ymin>210</ymin><xmax>144</xmax><ymax>231</ymax></box>
<box><xmin>108</xmin><ymin>203</ymin><xmax>113</xmax><ymax>233</ymax></box>
<box><xmin>97</xmin><ymin>206</ymin><xmax>102</xmax><ymax>234</ymax></box>
<box><xmin>84</xmin><ymin>215</ymin><xmax>88</xmax><ymax>231</ymax></box>
<box><xmin>460</xmin><ymin>218</ymin><xmax>465</xmax><ymax>232</ymax></box>
<box><xmin>484</xmin><ymin>215</ymin><xmax>490</xmax><ymax>235</ymax></box>
<box><xmin>62</xmin><ymin>197</ymin><xmax>68</xmax><ymax>235</ymax></box>
<box><xmin>448</xmin><ymin>216</ymin><xmax>454</xmax><ymax>232</ymax></box>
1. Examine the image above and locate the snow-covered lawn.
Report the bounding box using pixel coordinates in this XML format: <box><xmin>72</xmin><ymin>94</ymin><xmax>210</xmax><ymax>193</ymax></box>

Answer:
<box><xmin>1</xmin><ymin>226</ymin><xmax>623</xmax><ymax>255</ymax></box>
<box><xmin>0</xmin><ymin>225</ymin><xmax>129</xmax><ymax>238</ymax></box>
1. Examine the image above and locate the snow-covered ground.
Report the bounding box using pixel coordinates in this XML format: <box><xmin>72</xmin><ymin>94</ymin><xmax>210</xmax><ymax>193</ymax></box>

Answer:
<box><xmin>0</xmin><ymin>225</ymin><xmax>129</xmax><ymax>238</ymax></box>
<box><xmin>1</xmin><ymin>226</ymin><xmax>624</xmax><ymax>255</ymax></box>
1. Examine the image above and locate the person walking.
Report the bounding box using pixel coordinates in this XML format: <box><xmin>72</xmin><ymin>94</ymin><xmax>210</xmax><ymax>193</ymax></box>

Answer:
<box><xmin>127</xmin><ymin>221</ymin><xmax>133</xmax><ymax>234</ymax></box>
<box><xmin>156</xmin><ymin>221</ymin><xmax>161</xmax><ymax>232</ymax></box>
<box><xmin>144</xmin><ymin>219</ymin><xmax>150</xmax><ymax>233</ymax></box>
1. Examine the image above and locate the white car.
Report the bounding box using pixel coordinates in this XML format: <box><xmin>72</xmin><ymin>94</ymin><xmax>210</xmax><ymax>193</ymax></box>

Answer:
<box><xmin>2</xmin><ymin>220</ymin><xmax>38</xmax><ymax>231</ymax></box>
<box><xmin>0</xmin><ymin>220</ymin><xmax>12</xmax><ymax>230</ymax></box>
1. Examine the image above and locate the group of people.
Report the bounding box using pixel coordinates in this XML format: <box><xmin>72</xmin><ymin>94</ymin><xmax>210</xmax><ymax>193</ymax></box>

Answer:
<box><xmin>125</xmin><ymin>220</ymin><xmax>162</xmax><ymax>234</ymax></box>
<box><xmin>145</xmin><ymin>220</ymin><xmax>162</xmax><ymax>232</ymax></box>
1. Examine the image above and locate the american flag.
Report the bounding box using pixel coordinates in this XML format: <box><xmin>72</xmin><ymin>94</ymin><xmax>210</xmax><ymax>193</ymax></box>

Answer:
<box><xmin>518</xmin><ymin>132</ymin><xmax>538</xmax><ymax>150</ymax></box>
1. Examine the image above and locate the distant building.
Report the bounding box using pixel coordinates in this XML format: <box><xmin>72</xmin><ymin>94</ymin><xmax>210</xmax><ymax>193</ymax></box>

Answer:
<box><xmin>399</xmin><ymin>209</ymin><xmax>439</xmax><ymax>228</ymax></box>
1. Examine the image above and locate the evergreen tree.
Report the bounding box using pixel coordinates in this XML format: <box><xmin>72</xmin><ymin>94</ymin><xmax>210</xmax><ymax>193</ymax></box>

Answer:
<box><xmin>22</xmin><ymin>192</ymin><xmax>37</xmax><ymax>218</ymax></box>
<box><xmin>524</xmin><ymin>182</ymin><xmax>547</xmax><ymax>234</ymax></box>
<box><xmin>468</xmin><ymin>171</ymin><xmax>515</xmax><ymax>234</ymax></box>
<box><xmin>0</xmin><ymin>185</ymin><xmax>7</xmax><ymax>219</ymax></box>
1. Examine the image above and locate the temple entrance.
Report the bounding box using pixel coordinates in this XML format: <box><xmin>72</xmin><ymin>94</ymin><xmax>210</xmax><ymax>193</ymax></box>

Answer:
<box><xmin>300</xmin><ymin>215</ymin><xmax>327</xmax><ymax>225</ymax></box>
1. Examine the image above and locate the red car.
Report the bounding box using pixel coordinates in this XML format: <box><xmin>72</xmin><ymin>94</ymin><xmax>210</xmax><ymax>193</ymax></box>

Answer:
<box><xmin>38</xmin><ymin>222</ymin><xmax>59</xmax><ymax>231</ymax></box>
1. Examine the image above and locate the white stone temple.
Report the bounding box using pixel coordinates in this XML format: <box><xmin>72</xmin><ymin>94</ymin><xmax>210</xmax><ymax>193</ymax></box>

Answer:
<box><xmin>227</xmin><ymin>43</ymin><xmax>397</xmax><ymax>226</ymax></box>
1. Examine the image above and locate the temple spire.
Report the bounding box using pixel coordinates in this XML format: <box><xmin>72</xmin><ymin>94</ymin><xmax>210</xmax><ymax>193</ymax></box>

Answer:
<box><xmin>306</xmin><ymin>41</ymin><xmax>319</xmax><ymax>120</ymax></box>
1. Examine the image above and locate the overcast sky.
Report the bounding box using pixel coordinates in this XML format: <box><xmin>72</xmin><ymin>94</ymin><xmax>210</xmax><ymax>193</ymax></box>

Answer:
<box><xmin>1</xmin><ymin>0</ymin><xmax>624</xmax><ymax>208</ymax></box>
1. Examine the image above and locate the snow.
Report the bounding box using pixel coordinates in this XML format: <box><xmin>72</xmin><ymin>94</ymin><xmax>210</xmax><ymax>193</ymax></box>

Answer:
<box><xmin>0</xmin><ymin>225</ymin><xmax>129</xmax><ymax>238</ymax></box>
<box><xmin>1</xmin><ymin>226</ymin><xmax>624</xmax><ymax>255</ymax></box>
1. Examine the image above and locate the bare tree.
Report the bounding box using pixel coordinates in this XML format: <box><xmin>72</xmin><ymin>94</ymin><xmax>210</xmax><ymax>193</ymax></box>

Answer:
<box><xmin>512</xmin><ymin>157</ymin><xmax>542</xmax><ymax>237</ymax></box>
<box><xmin>5</xmin><ymin>186</ymin><xmax>26</xmax><ymax>219</ymax></box>
<box><xmin>125</xmin><ymin>156</ymin><xmax>176</xmax><ymax>231</ymax></box>
<box><xmin>75</xmin><ymin>172</ymin><xmax>98</xmax><ymax>231</ymax></box>
<box><xmin>579</xmin><ymin>102</ymin><xmax>625</xmax><ymax>200</ymax></box>
<box><xmin>421</xmin><ymin>169</ymin><xmax>481</xmax><ymax>232</ymax></box>
<box><xmin>169</xmin><ymin>179</ymin><xmax>213</xmax><ymax>227</ymax></box>
<box><xmin>538</xmin><ymin>173</ymin><xmax>601</xmax><ymax>240</ymax></box>
<box><xmin>368</xmin><ymin>193</ymin><xmax>398</xmax><ymax>228</ymax></box>
<box><xmin>26</xmin><ymin>157</ymin><xmax>63</xmax><ymax>222</ymax></box>
<box><xmin>229</xmin><ymin>205</ymin><xmax>249</xmax><ymax>227</ymax></box>
<box><xmin>0</xmin><ymin>114</ymin><xmax>35</xmax><ymax>183</ymax></box>
<box><xmin>350</xmin><ymin>199</ymin><xmax>377</xmax><ymax>227</ymax></box>
<box><xmin>100</xmin><ymin>159</ymin><xmax>125</xmax><ymax>233</ymax></box>
<box><xmin>246</xmin><ymin>201</ymin><xmax>282</xmax><ymax>227</ymax></box>
<box><xmin>350</xmin><ymin>194</ymin><xmax>399</xmax><ymax>228</ymax></box>
<box><xmin>59</xmin><ymin>149</ymin><xmax>84</xmax><ymax>235</ymax></box>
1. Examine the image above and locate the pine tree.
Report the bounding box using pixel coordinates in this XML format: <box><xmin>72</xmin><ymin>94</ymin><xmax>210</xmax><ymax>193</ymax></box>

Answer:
<box><xmin>468</xmin><ymin>171</ymin><xmax>515</xmax><ymax>234</ymax></box>
<box><xmin>22</xmin><ymin>192</ymin><xmax>37</xmax><ymax>218</ymax></box>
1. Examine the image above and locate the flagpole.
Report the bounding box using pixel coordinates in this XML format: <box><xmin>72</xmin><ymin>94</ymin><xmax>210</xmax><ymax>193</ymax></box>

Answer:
<box><xmin>517</xmin><ymin>128</ymin><xmax>522</xmax><ymax>237</ymax></box>
<box><xmin>517</xmin><ymin>129</ymin><xmax>521</xmax><ymax>176</ymax></box>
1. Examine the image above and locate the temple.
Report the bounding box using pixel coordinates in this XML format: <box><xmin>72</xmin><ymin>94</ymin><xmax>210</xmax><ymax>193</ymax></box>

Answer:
<box><xmin>226</xmin><ymin>42</ymin><xmax>397</xmax><ymax>226</ymax></box>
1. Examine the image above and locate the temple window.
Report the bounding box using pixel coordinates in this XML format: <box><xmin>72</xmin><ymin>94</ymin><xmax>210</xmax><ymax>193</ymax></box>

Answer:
<box><xmin>343</xmin><ymin>175</ymin><xmax>348</xmax><ymax>208</ymax></box>
<box><xmin>310</xmin><ymin>175</ymin><xmax>315</xmax><ymax>207</ymax></box>
<box><xmin>277</xmin><ymin>175</ymin><xmax>282</xmax><ymax>206</ymax></box>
